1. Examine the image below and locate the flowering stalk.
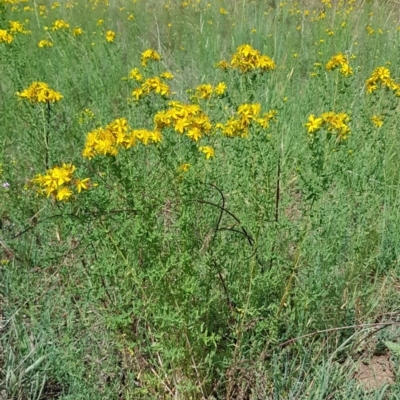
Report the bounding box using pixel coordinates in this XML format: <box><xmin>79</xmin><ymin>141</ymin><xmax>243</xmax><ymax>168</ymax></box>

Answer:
<box><xmin>16</xmin><ymin>81</ymin><xmax>63</xmax><ymax>169</ymax></box>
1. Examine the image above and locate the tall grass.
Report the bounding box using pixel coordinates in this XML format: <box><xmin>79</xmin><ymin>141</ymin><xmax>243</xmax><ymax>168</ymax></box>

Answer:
<box><xmin>1</xmin><ymin>0</ymin><xmax>400</xmax><ymax>398</ymax></box>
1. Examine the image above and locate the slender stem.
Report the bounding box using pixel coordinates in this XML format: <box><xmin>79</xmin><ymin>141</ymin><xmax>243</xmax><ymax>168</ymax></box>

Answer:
<box><xmin>268</xmin><ymin>156</ymin><xmax>281</xmax><ymax>270</ymax></box>
<box><xmin>44</xmin><ymin>101</ymin><xmax>51</xmax><ymax>169</ymax></box>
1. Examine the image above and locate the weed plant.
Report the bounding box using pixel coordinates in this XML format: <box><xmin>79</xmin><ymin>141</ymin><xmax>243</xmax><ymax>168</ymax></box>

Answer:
<box><xmin>1</xmin><ymin>0</ymin><xmax>400</xmax><ymax>398</ymax></box>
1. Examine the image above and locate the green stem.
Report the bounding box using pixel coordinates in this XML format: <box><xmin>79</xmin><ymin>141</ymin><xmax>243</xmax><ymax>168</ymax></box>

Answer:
<box><xmin>44</xmin><ymin>101</ymin><xmax>51</xmax><ymax>169</ymax></box>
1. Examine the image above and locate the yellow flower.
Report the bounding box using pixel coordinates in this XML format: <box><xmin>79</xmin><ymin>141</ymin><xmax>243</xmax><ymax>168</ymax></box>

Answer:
<box><xmin>141</xmin><ymin>49</ymin><xmax>161</xmax><ymax>67</ymax></box>
<box><xmin>153</xmin><ymin>101</ymin><xmax>211</xmax><ymax>141</ymax></box>
<box><xmin>215</xmin><ymin>60</ymin><xmax>230</xmax><ymax>70</ymax></box>
<box><xmin>0</xmin><ymin>29</ymin><xmax>13</xmax><ymax>44</ymax></box>
<box><xmin>230</xmin><ymin>44</ymin><xmax>275</xmax><ymax>73</ymax></box>
<box><xmin>160</xmin><ymin>71</ymin><xmax>174</xmax><ymax>80</ymax></box>
<box><xmin>38</xmin><ymin>39</ymin><xmax>53</xmax><ymax>48</ymax></box>
<box><xmin>366</xmin><ymin>26</ymin><xmax>374</xmax><ymax>35</ymax></box>
<box><xmin>339</xmin><ymin>63</ymin><xmax>353</xmax><ymax>77</ymax></box>
<box><xmin>199</xmin><ymin>146</ymin><xmax>215</xmax><ymax>159</ymax></box>
<box><xmin>9</xmin><ymin>21</ymin><xmax>29</xmax><ymax>34</ymax></box>
<box><xmin>365</xmin><ymin>78</ymin><xmax>378</xmax><ymax>93</ymax></box>
<box><xmin>17</xmin><ymin>82</ymin><xmax>63</xmax><ymax>103</ymax></box>
<box><xmin>96</xmin><ymin>139</ymin><xmax>118</xmax><ymax>156</ymax></box>
<box><xmin>326</xmin><ymin>52</ymin><xmax>349</xmax><ymax>71</ymax></box>
<box><xmin>73</xmin><ymin>27</ymin><xmax>83</xmax><ymax>36</ymax></box>
<box><xmin>83</xmin><ymin>127</ymin><xmax>118</xmax><ymax>157</ymax></box>
<box><xmin>124</xmin><ymin>131</ymin><xmax>137</xmax><ymax>149</ymax></box>
<box><xmin>371</xmin><ymin>66</ymin><xmax>391</xmax><ymax>82</ymax></box>
<box><xmin>257</xmin><ymin>110</ymin><xmax>278</xmax><ymax>128</ymax></box>
<box><xmin>237</xmin><ymin>103</ymin><xmax>261</xmax><ymax>125</ymax></box>
<box><xmin>129</xmin><ymin>68</ymin><xmax>143</xmax><ymax>81</ymax></box>
<box><xmin>52</xmin><ymin>163</ymin><xmax>76</xmax><ymax>185</ymax></box>
<box><xmin>39</xmin><ymin>5</ymin><xmax>47</xmax><ymax>14</ymax></box>
<box><xmin>134</xmin><ymin>129</ymin><xmax>152</xmax><ymax>145</ymax></box>
<box><xmin>187</xmin><ymin>127</ymin><xmax>202</xmax><ymax>141</ymax></box>
<box><xmin>105</xmin><ymin>30</ymin><xmax>116</xmax><ymax>42</ymax></box>
<box><xmin>217</xmin><ymin>114</ymin><xmax>248</xmax><ymax>138</ymax></box>
<box><xmin>56</xmin><ymin>186</ymin><xmax>73</xmax><ymax>201</ymax></box>
<box><xmin>371</xmin><ymin>115</ymin><xmax>383</xmax><ymax>128</ymax></box>
<box><xmin>142</xmin><ymin>77</ymin><xmax>170</xmax><ymax>97</ymax></box>
<box><xmin>305</xmin><ymin>114</ymin><xmax>323</xmax><ymax>134</ymax></box>
<box><xmin>257</xmin><ymin>118</ymin><xmax>270</xmax><ymax>129</ymax></box>
<box><xmin>178</xmin><ymin>163</ymin><xmax>191</xmax><ymax>172</ymax></box>
<box><xmin>75</xmin><ymin>178</ymin><xmax>90</xmax><ymax>193</ymax></box>
<box><xmin>174</xmin><ymin>118</ymin><xmax>190</xmax><ymax>133</ymax></box>
<box><xmin>107</xmin><ymin>118</ymin><xmax>130</xmax><ymax>144</ymax></box>
<box><xmin>321</xmin><ymin>112</ymin><xmax>351</xmax><ymax>140</ymax></box>
<box><xmin>196</xmin><ymin>84</ymin><xmax>213</xmax><ymax>99</ymax></box>
<box><xmin>214</xmin><ymin>82</ymin><xmax>227</xmax><ymax>95</ymax></box>
<box><xmin>52</xmin><ymin>19</ymin><xmax>70</xmax><ymax>31</ymax></box>
<box><xmin>366</xmin><ymin>66</ymin><xmax>399</xmax><ymax>94</ymax></box>
<box><xmin>132</xmin><ymin>87</ymin><xmax>143</xmax><ymax>101</ymax></box>
<box><xmin>31</xmin><ymin>162</ymin><xmax>91</xmax><ymax>201</ymax></box>
<box><xmin>150</xmin><ymin>130</ymin><xmax>162</xmax><ymax>143</ymax></box>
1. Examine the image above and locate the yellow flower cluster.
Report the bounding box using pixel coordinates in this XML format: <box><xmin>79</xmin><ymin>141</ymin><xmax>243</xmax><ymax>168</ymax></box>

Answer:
<box><xmin>160</xmin><ymin>71</ymin><xmax>174</xmax><ymax>80</ymax></box>
<box><xmin>199</xmin><ymin>146</ymin><xmax>215</xmax><ymax>159</ymax></box>
<box><xmin>305</xmin><ymin>112</ymin><xmax>351</xmax><ymax>140</ymax></box>
<box><xmin>0</xmin><ymin>29</ymin><xmax>13</xmax><ymax>43</ymax></box>
<box><xmin>371</xmin><ymin>115</ymin><xmax>383</xmax><ymax>128</ymax></box>
<box><xmin>326</xmin><ymin>53</ymin><xmax>353</xmax><ymax>76</ymax></box>
<box><xmin>9</xmin><ymin>21</ymin><xmax>30</xmax><ymax>34</ymax></box>
<box><xmin>0</xmin><ymin>21</ymin><xmax>29</xmax><ymax>43</ymax></box>
<box><xmin>365</xmin><ymin>66</ymin><xmax>400</xmax><ymax>95</ymax></box>
<box><xmin>141</xmin><ymin>48</ymin><xmax>161</xmax><ymax>67</ymax></box>
<box><xmin>127</xmin><ymin>69</ymin><xmax>172</xmax><ymax>82</ymax></box>
<box><xmin>105</xmin><ymin>30</ymin><xmax>115</xmax><ymax>42</ymax></box>
<box><xmin>1</xmin><ymin>0</ymin><xmax>24</xmax><ymax>4</ymax></box>
<box><xmin>132</xmin><ymin>76</ymin><xmax>171</xmax><ymax>100</ymax></box>
<box><xmin>82</xmin><ymin>118</ymin><xmax>161</xmax><ymax>159</ymax></box>
<box><xmin>154</xmin><ymin>101</ymin><xmax>212</xmax><ymax>142</ymax></box>
<box><xmin>217</xmin><ymin>44</ymin><xmax>276</xmax><ymax>73</ymax></box>
<box><xmin>195</xmin><ymin>82</ymin><xmax>226</xmax><ymax>99</ymax></box>
<box><xmin>17</xmin><ymin>82</ymin><xmax>63</xmax><ymax>103</ymax></box>
<box><xmin>51</xmin><ymin>19</ymin><xmax>70</xmax><ymax>31</ymax></box>
<box><xmin>195</xmin><ymin>84</ymin><xmax>213</xmax><ymax>99</ymax></box>
<box><xmin>216</xmin><ymin>104</ymin><xmax>277</xmax><ymax>137</ymax></box>
<box><xmin>366</xmin><ymin>26</ymin><xmax>375</xmax><ymax>35</ymax></box>
<box><xmin>38</xmin><ymin>39</ymin><xmax>53</xmax><ymax>47</ymax></box>
<box><xmin>73</xmin><ymin>27</ymin><xmax>83</xmax><ymax>36</ymax></box>
<box><xmin>128</xmin><ymin>68</ymin><xmax>143</xmax><ymax>81</ymax></box>
<box><xmin>178</xmin><ymin>163</ymin><xmax>191</xmax><ymax>172</ymax></box>
<box><xmin>32</xmin><ymin>163</ymin><xmax>91</xmax><ymax>201</ymax></box>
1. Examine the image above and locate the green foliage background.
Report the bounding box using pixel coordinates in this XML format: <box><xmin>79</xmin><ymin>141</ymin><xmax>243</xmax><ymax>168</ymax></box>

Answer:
<box><xmin>1</xmin><ymin>0</ymin><xmax>400</xmax><ymax>398</ymax></box>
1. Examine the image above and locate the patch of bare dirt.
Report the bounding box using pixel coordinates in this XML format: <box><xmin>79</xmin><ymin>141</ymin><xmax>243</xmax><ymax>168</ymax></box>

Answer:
<box><xmin>354</xmin><ymin>354</ymin><xmax>395</xmax><ymax>391</ymax></box>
